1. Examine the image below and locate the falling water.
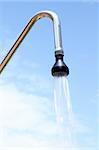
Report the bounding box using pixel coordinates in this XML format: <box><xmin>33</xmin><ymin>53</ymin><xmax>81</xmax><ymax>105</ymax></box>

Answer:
<box><xmin>54</xmin><ymin>76</ymin><xmax>74</xmax><ymax>148</ymax></box>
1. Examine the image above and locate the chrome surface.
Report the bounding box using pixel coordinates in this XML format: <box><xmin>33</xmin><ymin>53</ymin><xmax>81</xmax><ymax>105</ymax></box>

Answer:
<box><xmin>0</xmin><ymin>10</ymin><xmax>63</xmax><ymax>73</ymax></box>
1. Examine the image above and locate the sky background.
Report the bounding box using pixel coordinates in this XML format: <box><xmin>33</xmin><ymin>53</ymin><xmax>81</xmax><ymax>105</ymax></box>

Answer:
<box><xmin>0</xmin><ymin>0</ymin><xmax>98</xmax><ymax>150</ymax></box>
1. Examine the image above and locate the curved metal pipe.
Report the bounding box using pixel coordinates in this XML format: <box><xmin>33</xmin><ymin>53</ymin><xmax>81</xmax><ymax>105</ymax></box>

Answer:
<box><xmin>0</xmin><ymin>10</ymin><xmax>63</xmax><ymax>74</ymax></box>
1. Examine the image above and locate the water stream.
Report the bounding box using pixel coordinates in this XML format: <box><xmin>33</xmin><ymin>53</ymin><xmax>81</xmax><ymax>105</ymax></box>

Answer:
<box><xmin>54</xmin><ymin>76</ymin><xmax>74</xmax><ymax>148</ymax></box>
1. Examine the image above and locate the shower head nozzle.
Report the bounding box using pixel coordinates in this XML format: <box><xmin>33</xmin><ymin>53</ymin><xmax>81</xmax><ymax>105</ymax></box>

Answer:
<box><xmin>51</xmin><ymin>51</ymin><xmax>69</xmax><ymax>77</ymax></box>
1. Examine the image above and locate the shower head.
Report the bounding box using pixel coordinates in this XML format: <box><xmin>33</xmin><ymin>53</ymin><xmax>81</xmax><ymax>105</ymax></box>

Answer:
<box><xmin>51</xmin><ymin>50</ymin><xmax>69</xmax><ymax>77</ymax></box>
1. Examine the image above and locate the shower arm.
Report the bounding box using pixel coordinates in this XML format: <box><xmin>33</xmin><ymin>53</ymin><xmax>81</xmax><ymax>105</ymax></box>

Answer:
<box><xmin>0</xmin><ymin>10</ymin><xmax>63</xmax><ymax>74</ymax></box>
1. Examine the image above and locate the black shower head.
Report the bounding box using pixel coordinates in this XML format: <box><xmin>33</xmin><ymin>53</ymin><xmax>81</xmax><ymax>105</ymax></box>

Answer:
<box><xmin>51</xmin><ymin>50</ymin><xmax>69</xmax><ymax>77</ymax></box>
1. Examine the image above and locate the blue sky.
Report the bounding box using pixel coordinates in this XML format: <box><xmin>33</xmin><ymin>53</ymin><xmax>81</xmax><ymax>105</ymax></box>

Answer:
<box><xmin>0</xmin><ymin>1</ymin><xmax>98</xmax><ymax>150</ymax></box>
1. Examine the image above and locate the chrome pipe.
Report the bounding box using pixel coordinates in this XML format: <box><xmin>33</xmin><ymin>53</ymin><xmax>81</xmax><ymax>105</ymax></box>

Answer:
<box><xmin>0</xmin><ymin>10</ymin><xmax>63</xmax><ymax>74</ymax></box>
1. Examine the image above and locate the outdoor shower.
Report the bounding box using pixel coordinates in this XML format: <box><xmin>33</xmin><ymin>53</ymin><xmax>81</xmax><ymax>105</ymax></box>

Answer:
<box><xmin>0</xmin><ymin>10</ymin><xmax>69</xmax><ymax>76</ymax></box>
<box><xmin>0</xmin><ymin>10</ymin><xmax>74</xmax><ymax>148</ymax></box>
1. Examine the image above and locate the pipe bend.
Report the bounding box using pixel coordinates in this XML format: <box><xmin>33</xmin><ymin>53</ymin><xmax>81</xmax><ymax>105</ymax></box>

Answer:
<box><xmin>0</xmin><ymin>10</ymin><xmax>63</xmax><ymax>73</ymax></box>
<box><xmin>29</xmin><ymin>10</ymin><xmax>62</xmax><ymax>50</ymax></box>
<box><xmin>32</xmin><ymin>10</ymin><xmax>59</xmax><ymax>23</ymax></box>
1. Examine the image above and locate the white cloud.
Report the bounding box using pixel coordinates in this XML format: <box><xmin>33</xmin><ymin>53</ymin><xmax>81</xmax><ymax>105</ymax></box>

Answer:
<box><xmin>0</xmin><ymin>82</ymin><xmax>77</xmax><ymax>149</ymax></box>
<box><xmin>0</xmin><ymin>79</ymin><xmax>94</xmax><ymax>149</ymax></box>
<box><xmin>0</xmin><ymin>83</ymin><xmax>63</xmax><ymax>148</ymax></box>
<box><xmin>0</xmin><ymin>83</ymin><xmax>53</xmax><ymax>130</ymax></box>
